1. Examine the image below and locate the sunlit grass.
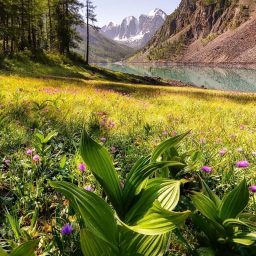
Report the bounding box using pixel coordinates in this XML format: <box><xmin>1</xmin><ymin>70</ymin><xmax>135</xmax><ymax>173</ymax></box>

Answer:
<box><xmin>1</xmin><ymin>72</ymin><xmax>256</xmax><ymax>255</ymax></box>
<box><xmin>1</xmin><ymin>75</ymin><xmax>256</xmax><ymax>179</ymax></box>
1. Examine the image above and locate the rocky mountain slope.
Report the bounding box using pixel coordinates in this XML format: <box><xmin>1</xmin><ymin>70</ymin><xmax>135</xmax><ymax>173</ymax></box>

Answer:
<box><xmin>100</xmin><ymin>8</ymin><xmax>167</xmax><ymax>48</ymax></box>
<box><xmin>74</xmin><ymin>26</ymin><xmax>134</xmax><ymax>63</ymax></box>
<box><xmin>127</xmin><ymin>0</ymin><xmax>256</xmax><ymax>68</ymax></box>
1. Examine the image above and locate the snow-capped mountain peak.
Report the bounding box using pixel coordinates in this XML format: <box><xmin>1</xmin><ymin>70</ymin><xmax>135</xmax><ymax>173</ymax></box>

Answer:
<box><xmin>147</xmin><ymin>8</ymin><xmax>167</xmax><ymax>19</ymax></box>
<box><xmin>100</xmin><ymin>8</ymin><xmax>167</xmax><ymax>48</ymax></box>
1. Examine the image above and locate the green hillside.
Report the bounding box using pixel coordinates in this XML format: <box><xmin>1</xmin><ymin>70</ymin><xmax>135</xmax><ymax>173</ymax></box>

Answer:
<box><xmin>74</xmin><ymin>26</ymin><xmax>134</xmax><ymax>63</ymax></box>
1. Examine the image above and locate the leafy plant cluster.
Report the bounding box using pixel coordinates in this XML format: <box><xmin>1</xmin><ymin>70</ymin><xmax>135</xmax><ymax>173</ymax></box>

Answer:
<box><xmin>2</xmin><ymin>128</ymin><xmax>256</xmax><ymax>255</ymax></box>
<box><xmin>1</xmin><ymin>75</ymin><xmax>256</xmax><ymax>255</ymax></box>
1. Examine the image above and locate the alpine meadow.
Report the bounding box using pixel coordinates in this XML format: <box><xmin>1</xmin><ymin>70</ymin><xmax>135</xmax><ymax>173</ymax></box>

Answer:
<box><xmin>1</xmin><ymin>0</ymin><xmax>256</xmax><ymax>256</ymax></box>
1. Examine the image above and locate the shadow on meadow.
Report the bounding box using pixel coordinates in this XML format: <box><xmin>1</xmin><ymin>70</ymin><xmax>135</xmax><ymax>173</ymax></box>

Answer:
<box><xmin>0</xmin><ymin>56</ymin><xmax>167</xmax><ymax>85</ymax></box>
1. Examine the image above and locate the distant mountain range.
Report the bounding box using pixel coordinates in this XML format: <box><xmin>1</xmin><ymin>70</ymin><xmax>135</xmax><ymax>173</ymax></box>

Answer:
<box><xmin>75</xmin><ymin>26</ymin><xmax>134</xmax><ymax>63</ymax></box>
<box><xmin>100</xmin><ymin>8</ymin><xmax>167</xmax><ymax>48</ymax></box>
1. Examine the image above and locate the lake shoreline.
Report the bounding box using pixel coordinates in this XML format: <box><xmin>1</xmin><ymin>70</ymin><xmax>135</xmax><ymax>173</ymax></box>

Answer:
<box><xmin>135</xmin><ymin>75</ymin><xmax>200</xmax><ymax>89</ymax></box>
<box><xmin>96</xmin><ymin>63</ymin><xmax>256</xmax><ymax>92</ymax></box>
<box><xmin>124</xmin><ymin>62</ymin><xmax>256</xmax><ymax>70</ymax></box>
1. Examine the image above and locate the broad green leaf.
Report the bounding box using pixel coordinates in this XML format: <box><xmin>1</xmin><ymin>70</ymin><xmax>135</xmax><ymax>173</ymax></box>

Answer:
<box><xmin>59</xmin><ymin>155</ymin><xmax>66</xmax><ymax>169</ymax></box>
<box><xmin>50</xmin><ymin>181</ymin><xmax>119</xmax><ymax>252</ymax></box>
<box><xmin>122</xmin><ymin>201</ymin><xmax>190</xmax><ymax>235</ymax></box>
<box><xmin>180</xmin><ymin>149</ymin><xmax>198</xmax><ymax>161</ymax></box>
<box><xmin>190</xmin><ymin>213</ymin><xmax>220</xmax><ymax>245</ymax></box>
<box><xmin>0</xmin><ymin>248</ymin><xmax>8</xmax><ymax>256</ymax></box>
<box><xmin>10</xmin><ymin>239</ymin><xmax>40</xmax><ymax>256</ymax></box>
<box><xmin>35</xmin><ymin>133</ymin><xmax>44</xmax><ymax>143</ymax></box>
<box><xmin>223</xmin><ymin>218</ymin><xmax>256</xmax><ymax>230</ymax></box>
<box><xmin>160</xmin><ymin>148</ymin><xmax>187</xmax><ymax>178</ymax></box>
<box><xmin>200</xmin><ymin>177</ymin><xmax>221</xmax><ymax>208</ymax></box>
<box><xmin>190</xmin><ymin>192</ymin><xmax>220</xmax><ymax>223</ymax></box>
<box><xmin>151</xmin><ymin>131</ymin><xmax>190</xmax><ymax>163</ymax></box>
<box><xmin>239</xmin><ymin>213</ymin><xmax>256</xmax><ymax>221</ymax></box>
<box><xmin>43</xmin><ymin>130</ymin><xmax>58</xmax><ymax>143</ymax></box>
<box><xmin>125</xmin><ymin>179</ymin><xmax>181</xmax><ymax>224</ymax></box>
<box><xmin>122</xmin><ymin>156</ymin><xmax>150</xmax><ymax>213</ymax></box>
<box><xmin>80</xmin><ymin>129</ymin><xmax>123</xmax><ymax>218</ymax></box>
<box><xmin>197</xmin><ymin>247</ymin><xmax>216</xmax><ymax>256</ymax></box>
<box><xmin>126</xmin><ymin>253</ymin><xmax>145</xmax><ymax>256</ymax></box>
<box><xmin>219</xmin><ymin>179</ymin><xmax>249</xmax><ymax>222</ymax></box>
<box><xmin>120</xmin><ymin>229</ymin><xmax>168</xmax><ymax>256</ymax></box>
<box><xmin>123</xmin><ymin>162</ymin><xmax>184</xmax><ymax>216</ymax></box>
<box><xmin>5</xmin><ymin>212</ymin><xmax>21</xmax><ymax>240</ymax></box>
<box><xmin>229</xmin><ymin>231</ymin><xmax>256</xmax><ymax>245</ymax></box>
<box><xmin>31</xmin><ymin>206</ymin><xmax>39</xmax><ymax>229</ymax></box>
<box><xmin>80</xmin><ymin>229</ymin><xmax>113</xmax><ymax>256</ymax></box>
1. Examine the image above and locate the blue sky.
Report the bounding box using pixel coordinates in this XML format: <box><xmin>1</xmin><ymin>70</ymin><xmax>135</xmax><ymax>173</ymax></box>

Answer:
<box><xmin>80</xmin><ymin>0</ymin><xmax>181</xmax><ymax>27</ymax></box>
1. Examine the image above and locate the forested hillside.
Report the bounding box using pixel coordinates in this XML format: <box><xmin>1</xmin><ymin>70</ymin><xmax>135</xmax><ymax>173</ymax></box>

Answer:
<box><xmin>0</xmin><ymin>0</ymin><xmax>84</xmax><ymax>56</ymax></box>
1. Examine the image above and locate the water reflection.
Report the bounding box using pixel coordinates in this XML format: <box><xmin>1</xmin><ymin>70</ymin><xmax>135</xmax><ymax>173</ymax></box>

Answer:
<box><xmin>96</xmin><ymin>63</ymin><xmax>256</xmax><ymax>92</ymax></box>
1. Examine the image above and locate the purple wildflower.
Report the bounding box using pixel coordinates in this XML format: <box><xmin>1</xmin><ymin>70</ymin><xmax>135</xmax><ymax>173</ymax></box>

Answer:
<box><xmin>237</xmin><ymin>148</ymin><xmax>243</xmax><ymax>152</ymax></box>
<box><xmin>219</xmin><ymin>150</ymin><xmax>226</xmax><ymax>155</ymax></box>
<box><xmin>201</xmin><ymin>166</ymin><xmax>211</xmax><ymax>172</ymax></box>
<box><xmin>111</xmin><ymin>147</ymin><xmax>116</xmax><ymax>151</ymax></box>
<box><xmin>240</xmin><ymin>125</ymin><xmax>244</xmax><ymax>130</ymax></box>
<box><xmin>121</xmin><ymin>182</ymin><xmax>124</xmax><ymax>188</ymax></box>
<box><xmin>33</xmin><ymin>155</ymin><xmax>40</xmax><ymax>161</ymax></box>
<box><xmin>78</xmin><ymin>164</ymin><xmax>86</xmax><ymax>171</ymax></box>
<box><xmin>5</xmin><ymin>160</ymin><xmax>10</xmax><ymax>163</ymax></box>
<box><xmin>163</xmin><ymin>131</ymin><xmax>168</xmax><ymax>135</ymax></box>
<box><xmin>27</xmin><ymin>149</ymin><xmax>32</xmax><ymax>154</ymax></box>
<box><xmin>200</xmin><ymin>138</ymin><xmax>206</xmax><ymax>143</ymax></box>
<box><xmin>101</xmin><ymin>138</ymin><xmax>106</xmax><ymax>142</ymax></box>
<box><xmin>61</xmin><ymin>224</ymin><xmax>73</xmax><ymax>235</ymax></box>
<box><xmin>85</xmin><ymin>185</ymin><xmax>92</xmax><ymax>191</ymax></box>
<box><xmin>250</xmin><ymin>186</ymin><xmax>256</xmax><ymax>192</ymax></box>
<box><xmin>236</xmin><ymin>161</ymin><xmax>249</xmax><ymax>168</ymax></box>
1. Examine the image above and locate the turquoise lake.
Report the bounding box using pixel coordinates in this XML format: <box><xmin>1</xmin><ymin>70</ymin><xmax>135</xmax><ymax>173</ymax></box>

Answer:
<box><xmin>96</xmin><ymin>63</ymin><xmax>256</xmax><ymax>92</ymax></box>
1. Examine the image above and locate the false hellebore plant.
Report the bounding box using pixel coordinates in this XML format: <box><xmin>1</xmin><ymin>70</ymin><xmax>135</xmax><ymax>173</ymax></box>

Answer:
<box><xmin>190</xmin><ymin>178</ymin><xmax>256</xmax><ymax>256</ymax></box>
<box><xmin>0</xmin><ymin>240</ymin><xmax>39</xmax><ymax>256</ymax></box>
<box><xmin>50</xmin><ymin>130</ymin><xmax>191</xmax><ymax>256</ymax></box>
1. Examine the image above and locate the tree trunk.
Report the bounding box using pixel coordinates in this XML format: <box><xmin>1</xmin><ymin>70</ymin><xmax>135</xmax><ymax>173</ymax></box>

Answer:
<box><xmin>6</xmin><ymin>14</ymin><xmax>9</xmax><ymax>51</ymax></box>
<box><xmin>28</xmin><ymin>0</ymin><xmax>32</xmax><ymax>45</ymax></box>
<box><xmin>86</xmin><ymin>0</ymin><xmax>89</xmax><ymax>65</ymax></box>
<box><xmin>11</xmin><ymin>16</ymin><xmax>14</xmax><ymax>53</ymax></box>
<box><xmin>48</xmin><ymin>0</ymin><xmax>52</xmax><ymax>50</ymax></box>
<box><xmin>66</xmin><ymin>0</ymin><xmax>69</xmax><ymax>53</ymax></box>
<box><xmin>21</xmin><ymin>0</ymin><xmax>25</xmax><ymax>50</ymax></box>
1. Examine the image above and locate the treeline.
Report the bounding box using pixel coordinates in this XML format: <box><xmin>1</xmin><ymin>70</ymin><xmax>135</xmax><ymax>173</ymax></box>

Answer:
<box><xmin>0</xmin><ymin>0</ymin><xmax>84</xmax><ymax>55</ymax></box>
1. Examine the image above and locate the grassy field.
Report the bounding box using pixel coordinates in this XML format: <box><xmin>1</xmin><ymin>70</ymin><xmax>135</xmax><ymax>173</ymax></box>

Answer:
<box><xmin>1</xmin><ymin>63</ymin><xmax>256</xmax><ymax>255</ymax></box>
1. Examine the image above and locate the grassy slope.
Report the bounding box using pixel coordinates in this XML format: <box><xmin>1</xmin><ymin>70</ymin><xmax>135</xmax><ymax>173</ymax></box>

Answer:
<box><xmin>0</xmin><ymin>58</ymin><xmax>167</xmax><ymax>85</ymax></box>
<box><xmin>75</xmin><ymin>26</ymin><xmax>134</xmax><ymax>63</ymax></box>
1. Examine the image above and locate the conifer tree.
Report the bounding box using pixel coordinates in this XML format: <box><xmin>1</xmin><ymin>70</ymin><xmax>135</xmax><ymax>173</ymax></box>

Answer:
<box><xmin>85</xmin><ymin>0</ymin><xmax>99</xmax><ymax>65</ymax></box>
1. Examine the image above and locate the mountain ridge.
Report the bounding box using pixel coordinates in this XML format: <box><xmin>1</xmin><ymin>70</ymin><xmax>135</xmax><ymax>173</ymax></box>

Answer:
<box><xmin>127</xmin><ymin>0</ymin><xmax>256</xmax><ymax>68</ymax></box>
<box><xmin>100</xmin><ymin>8</ymin><xmax>167</xmax><ymax>48</ymax></box>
